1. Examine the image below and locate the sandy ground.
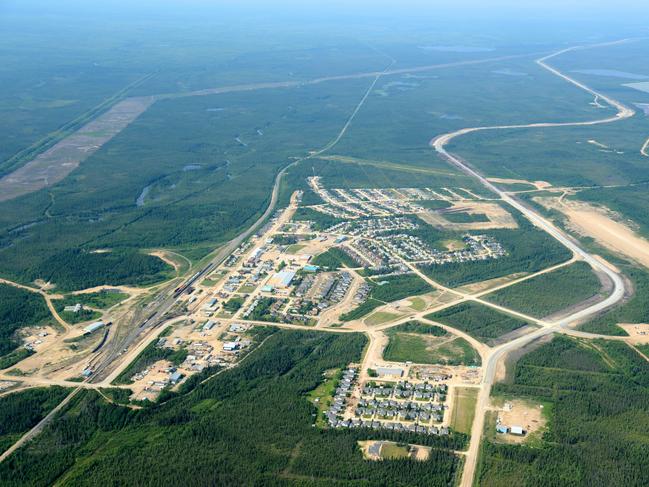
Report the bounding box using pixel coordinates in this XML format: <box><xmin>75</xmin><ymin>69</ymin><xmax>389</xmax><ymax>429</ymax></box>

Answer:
<box><xmin>618</xmin><ymin>323</ymin><xmax>649</xmax><ymax>344</ymax></box>
<box><xmin>0</xmin><ymin>96</ymin><xmax>156</xmax><ymax>202</ymax></box>
<box><xmin>536</xmin><ymin>196</ymin><xmax>649</xmax><ymax>269</ymax></box>
<box><xmin>9</xmin><ymin>328</ymin><xmax>103</xmax><ymax>378</ymax></box>
<box><xmin>486</xmin><ymin>177</ymin><xmax>552</xmax><ymax>190</ymax></box>
<box><xmin>283</xmin><ymin>237</ymin><xmax>333</xmax><ymax>258</ymax></box>
<box><xmin>494</xmin><ymin>399</ymin><xmax>546</xmax><ymax>444</ymax></box>
<box><xmin>455</xmin><ymin>273</ymin><xmax>526</xmax><ymax>295</ymax></box>
<box><xmin>420</xmin><ymin>201</ymin><xmax>517</xmax><ymax>230</ymax></box>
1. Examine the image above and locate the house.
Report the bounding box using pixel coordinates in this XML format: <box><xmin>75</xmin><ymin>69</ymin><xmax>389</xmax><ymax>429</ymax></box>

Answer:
<box><xmin>169</xmin><ymin>371</ymin><xmax>183</xmax><ymax>384</ymax></box>
<box><xmin>223</xmin><ymin>341</ymin><xmax>240</xmax><ymax>352</ymax></box>
<box><xmin>64</xmin><ymin>303</ymin><xmax>82</xmax><ymax>313</ymax></box>
<box><xmin>376</xmin><ymin>367</ymin><xmax>404</xmax><ymax>378</ymax></box>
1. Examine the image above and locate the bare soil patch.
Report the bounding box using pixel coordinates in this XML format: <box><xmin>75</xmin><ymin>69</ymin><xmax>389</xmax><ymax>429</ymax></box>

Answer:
<box><xmin>419</xmin><ymin>202</ymin><xmax>517</xmax><ymax>231</ymax></box>
<box><xmin>619</xmin><ymin>323</ymin><xmax>649</xmax><ymax>344</ymax></box>
<box><xmin>487</xmin><ymin>177</ymin><xmax>552</xmax><ymax>190</ymax></box>
<box><xmin>495</xmin><ymin>399</ymin><xmax>546</xmax><ymax>444</ymax></box>
<box><xmin>0</xmin><ymin>96</ymin><xmax>155</xmax><ymax>202</ymax></box>
<box><xmin>536</xmin><ymin>196</ymin><xmax>649</xmax><ymax>269</ymax></box>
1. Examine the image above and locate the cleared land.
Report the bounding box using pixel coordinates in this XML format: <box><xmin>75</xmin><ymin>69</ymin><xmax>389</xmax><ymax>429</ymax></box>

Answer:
<box><xmin>450</xmin><ymin>387</ymin><xmax>478</xmax><ymax>435</ymax></box>
<box><xmin>0</xmin><ymin>97</ymin><xmax>155</xmax><ymax>202</ymax></box>
<box><xmin>383</xmin><ymin>322</ymin><xmax>481</xmax><ymax>366</ymax></box>
<box><xmin>537</xmin><ymin>196</ymin><xmax>649</xmax><ymax>269</ymax></box>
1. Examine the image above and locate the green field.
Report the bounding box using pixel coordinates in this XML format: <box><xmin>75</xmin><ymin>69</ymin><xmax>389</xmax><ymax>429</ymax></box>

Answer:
<box><xmin>449</xmin><ymin>387</ymin><xmax>478</xmax><ymax>435</ymax></box>
<box><xmin>485</xmin><ymin>261</ymin><xmax>602</xmax><ymax>318</ymax></box>
<box><xmin>426</xmin><ymin>302</ymin><xmax>532</xmax><ymax>345</ymax></box>
<box><xmin>55</xmin><ymin>291</ymin><xmax>129</xmax><ymax>310</ymax></box>
<box><xmin>479</xmin><ymin>335</ymin><xmax>649</xmax><ymax>486</ymax></box>
<box><xmin>341</xmin><ymin>274</ymin><xmax>433</xmax><ymax>321</ymax></box>
<box><xmin>311</xmin><ymin>247</ymin><xmax>360</xmax><ymax>269</ymax></box>
<box><xmin>380</xmin><ymin>442</ymin><xmax>411</xmax><ymax>459</ymax></box>
<box><xmin>365</xmin><ymin>311</ymin><xmax>402</xmax><ymax>326</ymax></box>
<box><xmin>383</xmin><ymin>331</ymin><xmax>480</xmax><ymax>366</ymax></box>
<box><xmin>383</xmin><ymin>321</ymin><xmax>481</xmax><ymax>366</ymax></box>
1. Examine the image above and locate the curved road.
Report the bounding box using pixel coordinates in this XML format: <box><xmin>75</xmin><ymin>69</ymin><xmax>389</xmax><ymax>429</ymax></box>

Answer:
<box><xmin>430</xmin><ymin>40</ymin><xmax>635</xmax><ymax>487</ymax></box>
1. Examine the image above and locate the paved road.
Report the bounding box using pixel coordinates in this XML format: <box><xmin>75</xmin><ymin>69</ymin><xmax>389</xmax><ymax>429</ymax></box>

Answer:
<box><xmin>430</xmin><ymin>40</ymin><xmax>635</xmax><ymax>487</ymax></box>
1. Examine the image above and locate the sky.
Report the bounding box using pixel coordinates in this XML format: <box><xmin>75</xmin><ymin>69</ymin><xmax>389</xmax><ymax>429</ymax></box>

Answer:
<box><xmin>1</xmin><ymin>0</ymin><xmax>647</xmax><ymax>44</ymax></box>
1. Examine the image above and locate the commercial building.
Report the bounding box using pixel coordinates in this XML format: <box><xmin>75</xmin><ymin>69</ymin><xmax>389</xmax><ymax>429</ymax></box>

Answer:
<box><xmin>83</xmin><ymin>321</ymin><xmax>105</xmax><ymax>334</ymax></box>
<box><xmin>268</xmin><ymin>270</ymin><xmax>296</xmax><ymax>288</ymax></box>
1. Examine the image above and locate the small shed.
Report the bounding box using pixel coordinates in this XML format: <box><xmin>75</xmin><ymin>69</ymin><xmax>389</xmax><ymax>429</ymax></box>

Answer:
<box><xmin>510</xmin><ymin>425</ymin><xmax>525</xmax><ymax>436</ymax></box>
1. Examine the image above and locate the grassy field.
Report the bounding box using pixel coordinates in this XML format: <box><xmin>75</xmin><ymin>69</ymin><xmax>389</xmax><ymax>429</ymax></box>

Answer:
<box><xmin>341</xmin><ymin>274</ymin><xmax>433</xmax><ymax>321</ymax></box>
<box><xmin>485</xmin><ymin>262</ymin><xmax>602</xmax><ymax>318</ymax></box>
<box><xmin>383</xmin><ymin>322</ymin><xmax>480</xmax><ymax>366</ymax></box>
<box><xmin>365</xmin><ymin>311</ymin><xmax>402</xmax><ymax>326</ymax></box>
<box><xmin>426</xmin><ymin>302</ymin><xmax>532</xmax><ymax>345</ymax></box>
<box><xmin>380</xmin><ymin>443</ymin><xmax>410</xmax><ymax>459</ymax></box>
<box><xmin>449</xmin><ymin>387</ymin><xmax>478</xmax><ymax>435</ymax></box>
<box><xmin>285</xmin><ymin>243</ymin><xmax>306</xmax><ymax>254</ymax></box>
<box><xmin>383</xmin><ymin>331</ymin><xmax>480</xmax><ymax>366</ymax></box>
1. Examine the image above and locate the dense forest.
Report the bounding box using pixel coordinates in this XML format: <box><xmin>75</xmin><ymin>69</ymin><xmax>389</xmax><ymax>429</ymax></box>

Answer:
<box><xmin>0</xmin><ymin>283</ymin><xmax>52</xmax><ymax>358</ymax></box>
<box><xmin>486</xmin><ymin>261</ymin><xmax>602</xmax><ymax>318</ymax></box>
<box><xmin>0</xmin><ymin>387</ymin><xmax>71</xmax><ymax>453</ymax></box>
<box><xmin>478</xmin><ymin>335</ymin><xmax>649</xmax><ymax>486</ymax></box>
<box><xmin>0</xmin><ymin>329</ymin><xmax>466</xmax><ymax>486</ymax></box>
<box><xmin>581</xmin><ymin>265</ymin><xmax>649</xmax><ymax>336</ymax></box>
<box><xmin>427</xmin><ymin>302</ymin><xmax>531</xmax><ymax>345</ymax></box>
<box><xmin>24</xmin><ymin>249</ymin><xmax>172</xmax><ymax>292</ymax></box>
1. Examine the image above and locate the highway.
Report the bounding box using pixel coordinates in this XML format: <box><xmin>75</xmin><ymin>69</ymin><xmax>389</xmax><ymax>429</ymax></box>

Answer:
<box><xmin>431</xmin><ymin>39</ymin><xmax>635</xmax><ymax>487</ymax></box>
